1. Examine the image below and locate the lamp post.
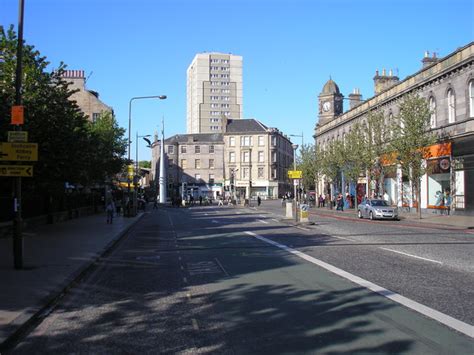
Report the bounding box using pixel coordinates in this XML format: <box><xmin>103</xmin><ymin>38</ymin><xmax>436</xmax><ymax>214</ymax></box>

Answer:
<box><xmin>127</xmin><ymin>95</ymin><xmax>166</xmax><ymax>217</ymax></box>
<box><xmin>292</xmin><ymin>144</ymin><xmax>299</xmax><ymax>221</ymax></box>
<box><xmin>290</xmin><ymin>132</ymin><xmax>304</xmax><ymax>199</ymax></box>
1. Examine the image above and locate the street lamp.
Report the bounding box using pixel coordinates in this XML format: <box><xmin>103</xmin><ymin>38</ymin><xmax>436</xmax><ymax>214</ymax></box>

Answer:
<box><xmin>292</xmin><ymin>143</ymin><xmax>299</xmax><ymax>221</ymax></box>
<box><xmin>127</xmin><ymin>95</ymin><xmax>166</xmax><ymax>217</ymax></box>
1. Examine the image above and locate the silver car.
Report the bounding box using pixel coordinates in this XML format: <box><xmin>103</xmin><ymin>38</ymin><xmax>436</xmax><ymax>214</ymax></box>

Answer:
<box><xmin>357</xmin><ymin>199</ymin><xmax>399</xmax><ymax>220</ymax></box>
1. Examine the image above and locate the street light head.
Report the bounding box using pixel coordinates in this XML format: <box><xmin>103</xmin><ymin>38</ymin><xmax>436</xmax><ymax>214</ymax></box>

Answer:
<box><xmin>292</xmin><ymin>144</ymin><xmax>299</xmax><ymax>150</ymax></box>
<box><xmin>158</xmin><ymin>95</ymin><xmax>167</xmax><ymax>100</ymax></box>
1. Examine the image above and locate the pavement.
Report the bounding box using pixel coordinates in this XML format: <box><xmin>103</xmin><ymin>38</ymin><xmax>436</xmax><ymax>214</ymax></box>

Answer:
<box><xmin>0</xmin><ymin>201</ymin><xmax>472</xmax><ymax>352</ymax></box>
<box><xmin>0</xmin><ymin>211</ymin><xmax>145</xmax><ymax>352</ymax></box>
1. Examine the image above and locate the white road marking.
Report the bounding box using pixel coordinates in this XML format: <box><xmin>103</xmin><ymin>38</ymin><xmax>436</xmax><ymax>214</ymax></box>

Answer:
<box><xmin>296</xmin><ymin>226</ymin><xmax>310</xmax><ymax>231</ymax></box>
<box><xmin>192</xmin><ymin>318</ymin><xmax>200</xmax><ymax>330</ymax></box>
<box><xmin>215</xmin><ymin>257</ymin><xmax>230</xmax><ymax>277</ymax></box>
<box><xmin>272</xmin><ymin>219</ymin><xmax>279</xmax><ymax>223</ymax></box>
<box><xmin>332</xmin><ymin>235</ymin><xmax>354</xmax><ymax>241</ymax></box>
<box><xmin>211</xmin><ymin>220</ymin><xmax>219</xmax><ymax>224</ymax></box>
<box><xmin>380</xmin><ymin>248</ymin><xmax>443</xmax><ymax>265</ymax></box>
<box><xmin>183</xmin><ymin>277</ymin><xmax>188</xmax><ymax>283</ymax></box>
<box><xmin>258</xmin><ymin>219</ymin><xmax>269</xmax><ymax>224</ymax></box>
<box><xmin>244</xmin><ymin>231</ymin><xmax>473</xmax><ymax>338</ymax></box>
<box><xmin>186</xmin><ymin>293</ymin><xmax>192</xmax><ymax>300</ymax></box>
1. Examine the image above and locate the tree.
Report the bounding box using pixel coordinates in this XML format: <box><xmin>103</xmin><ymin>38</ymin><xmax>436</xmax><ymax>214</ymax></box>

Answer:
<box><xmin>297</xmin><ymin>144</ymin><xmax>317</xmax><ymax>192</ymax></box>
<box><xmin>319</xmin><ymin>139</ymin><xmax>345</xmax><ymax>199</ymax></box>
<box><xmin>390</xmin><ymin>94</ymin><xmax>436</xmax><ymax>219</ymax></box>
<box><xmin>139</xmin><ymin>161</ymin><xmax>151</xmax><ymax>169</ymax></box>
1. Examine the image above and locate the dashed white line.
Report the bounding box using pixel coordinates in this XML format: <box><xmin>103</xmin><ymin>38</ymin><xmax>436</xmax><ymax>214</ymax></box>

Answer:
<box><xmin>380</xmin><ymin>248</ymin><xmax>443</xmax><ymax>265</ymax></box>
<box><xmin>244</xmin><ymin>230</ymin><xmax>473</xmax><ymax>338</ymax></box>
<box><xmin>211</xmin><ymin>220</ymin><xmax>219</xmax><ymax>224</ymax></box>
<box><xmin>332</xmin><ymin>235</ymin><xmax>354</xmax><ymax>241</ymax></box>
<box><xmin>257</xmin><ymin>219</ymin><xmax>269</xmax><ymax>224</ymax></box>
<box><xmin>192</xmin><ymin>318</ymin><xmax>200</xmax><ymax>330</ymax></box>
<box><xmin>272</xmin><ymin>219</ymin><xmax>279</xmax><ymax>223</ymax></box>
<box><xmin>296</xmin><ymin>226</ymin><xmax>310</xmax><ymax>231</ymax></box>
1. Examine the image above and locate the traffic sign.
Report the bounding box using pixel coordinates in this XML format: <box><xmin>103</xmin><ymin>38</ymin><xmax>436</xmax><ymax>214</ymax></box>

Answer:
<box><xmin>11</xmin><ymin>105</ymin><xmax>24</xmax><ymax>125</ymax></box>
<box><xmin>288</xmin><ymin>170</ymin><xmax>302</xmax><ymax>179</ymax></box>
<box><xmin>0</xmin><ymin>142</ymin><xmax>38</xmax><ymax>161</ymax></box>
<box><xmin>8</xmin><ymin>131</ymin><xmax>28</xmax><ymax>143</ymax></box>
<box><xmin>0</xmin><ymin>165</ymin><xmax>33</xmax><ymax>177</ymax></box>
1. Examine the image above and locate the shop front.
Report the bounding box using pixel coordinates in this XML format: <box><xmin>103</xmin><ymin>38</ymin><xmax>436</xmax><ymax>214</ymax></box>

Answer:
<box><xmin>453</xmin><ymin>136</ymin><xmax>474</xmax><ymax>214</ymax></box>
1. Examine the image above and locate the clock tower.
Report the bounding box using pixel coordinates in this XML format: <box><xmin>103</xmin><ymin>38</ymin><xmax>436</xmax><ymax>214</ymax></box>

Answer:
<box><xmin>318</xmin><ymin>78</ymin><xmax>344</xmax><ymax>126</ymax></box>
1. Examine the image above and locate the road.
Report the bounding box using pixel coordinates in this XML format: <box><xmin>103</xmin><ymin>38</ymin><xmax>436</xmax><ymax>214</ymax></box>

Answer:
<box><xmin>11</xmin><ymin>202</ymin><xmax>474</xmax><ymax>354</ymax></box>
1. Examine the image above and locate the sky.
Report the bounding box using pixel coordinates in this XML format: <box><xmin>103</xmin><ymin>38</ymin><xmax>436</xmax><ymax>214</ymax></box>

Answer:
<box><xmin>1</xmin><ymin>0</ymin><xmax>473</xmax><ymax>161</ymax></box>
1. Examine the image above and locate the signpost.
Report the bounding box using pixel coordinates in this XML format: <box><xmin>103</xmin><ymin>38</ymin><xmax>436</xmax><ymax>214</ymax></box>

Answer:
<box><xmin>8</xmin><ymin>131</ymin><xmax>28</xmax><ymax>143</ymax></box>
<box><xmin>288</xmin><ymin>170</ymin><xmax>302</xmax><ymax>179</ymax></box>
<box><xmin>0</xmin><ymin>142</ymin><xmax>38</xmax><ymax>161</ymax></box>
<box><xmin>0</xmin><ymin>165</ymin><xmax>33</xmax><ymax>177</ymax></box>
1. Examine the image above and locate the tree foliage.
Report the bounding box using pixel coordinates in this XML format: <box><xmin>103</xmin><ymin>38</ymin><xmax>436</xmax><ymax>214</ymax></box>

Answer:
<box><xmin>390</xmin><ymin>94</ymin><xmax>436</xmax><ymax>217</ymax></box>
<box><xmin>0</xmin><ymin>26</ymin><xmax>126</xmax><ymax>199</ymax></box>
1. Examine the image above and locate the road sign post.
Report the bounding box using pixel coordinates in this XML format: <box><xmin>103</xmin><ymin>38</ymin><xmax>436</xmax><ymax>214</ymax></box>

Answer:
<box><xmin>0</xmin><ymin>165</ymin><xmax>33</xmax><ymax>177</ymax></box>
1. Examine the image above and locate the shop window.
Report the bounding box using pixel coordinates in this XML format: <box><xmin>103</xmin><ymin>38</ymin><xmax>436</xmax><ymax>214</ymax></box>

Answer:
<box><xmin>427</xmin><ymin>158</ymin><xmax>451</xmax><ymax>208</ymax></box>
<box><xmin>469</xmin><ymin>80</ymin><xmax>474</xmax><ymax>117</ymax></box>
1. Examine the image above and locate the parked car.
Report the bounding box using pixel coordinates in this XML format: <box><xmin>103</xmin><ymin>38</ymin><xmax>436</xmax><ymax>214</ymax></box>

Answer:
<box><xmin>357</xmin><ymin>199</ymin><xmax>399</xmax><ymax>220</ymax></box>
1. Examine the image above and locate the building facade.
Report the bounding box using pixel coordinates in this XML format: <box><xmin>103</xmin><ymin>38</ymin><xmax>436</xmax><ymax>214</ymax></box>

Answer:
<box><xmin>314</xmin><ymin>42</ymin><xmax>474</xmax><ymax>215</ymax></box>
<box><xmin>223</xmin><ymin>119</ymin><xmax>293</xmax><ymax>200</ymax></box>
<box><xmin>61</xmin><ymin>70</ymin><xmax>112</xmax><ymax>121</ymax></box>
<box><xmin>186</xmin><ymin>53</ymin><xmax>243</xmax><ymax>134</ymax></box>
<box><xmin>150</xmin><ymin>119</ymin><xmax>293</xmax><ymax>201</ymax></box>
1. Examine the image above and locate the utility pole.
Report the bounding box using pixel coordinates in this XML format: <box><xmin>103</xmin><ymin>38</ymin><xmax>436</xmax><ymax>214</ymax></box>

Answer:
<box><xmin>13</xmin><ymin>0</ymin><xmax>25</xmax><ymax>269</ymax></box>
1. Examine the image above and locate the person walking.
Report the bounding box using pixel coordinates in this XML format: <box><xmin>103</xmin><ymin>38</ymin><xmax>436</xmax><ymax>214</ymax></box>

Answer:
<box><xmin>257</xmin><ymin>196</ymin><xmax>261</xmax><ymax>207</ymax></box>
<box><xmin>106</xmin><ymin>200</ymin><xmax>115</xmax><ymax>224</ymax></box>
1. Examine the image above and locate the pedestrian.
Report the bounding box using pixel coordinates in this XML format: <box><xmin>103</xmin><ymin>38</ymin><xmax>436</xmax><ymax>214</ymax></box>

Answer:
<box><xmin>106</xmin><ymin>199</ymin><xmax>115</xmax><ymax>224</ymax></box>
<box><xmin>257</xmin><ymin>196</ymin><xmax>261</xmax><ymax>207</ymax></box>
<box><xmin>153</xmin><ymin>197</ymin><xmax>158</xmax><ymax>209</ymax></box>
<box><xmin>218</xmin><ymin>196</ymin><xmax>224</xmax><ymax>206</ymax></box>
<box><xmin>199</xmin><ymin>195</ymin><xmax>203</xmax><ymax>206</ymax></box>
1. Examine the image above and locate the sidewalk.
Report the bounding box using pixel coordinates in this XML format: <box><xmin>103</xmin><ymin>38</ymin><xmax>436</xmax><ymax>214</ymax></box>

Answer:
<box><xmin>308</xmin><ymin>205</ymin><xmax>474</xmax><ymax>230</ymax></box>
<box><xmin>0</xmin><ymin>212</ymin><xmax>144</xmax><ymax>351</ymax></box>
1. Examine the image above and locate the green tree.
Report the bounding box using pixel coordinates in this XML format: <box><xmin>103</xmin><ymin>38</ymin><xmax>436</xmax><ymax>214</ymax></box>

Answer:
<box><xmin>297</xmin><ymin>144</ymin><xmax>317</xmax><ymax>192</ymax></box>
<box><xmin>319</xmin><ymin>139</ymin><xmax>345</xmax><ymax>199</ymax></box>
<box><xmin>390</xmin><ymin>94</ymin><xmax>436</xmax><ymax>218</ymax></box>
<box><xmin>139</xmin><ymin>161</ymin><xmax>151</xmax><ymax>169</ymax></box>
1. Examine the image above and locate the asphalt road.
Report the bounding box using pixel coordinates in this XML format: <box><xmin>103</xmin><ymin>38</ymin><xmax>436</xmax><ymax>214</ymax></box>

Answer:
<box><xmin>11</xmin><ymin>203</ymin><xmax>474</xmax><ymax>354</ymax></box>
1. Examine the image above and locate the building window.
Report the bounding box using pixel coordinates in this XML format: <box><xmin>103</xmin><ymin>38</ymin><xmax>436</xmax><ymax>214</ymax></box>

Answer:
<box><xmin>229</xmin><ymin>151</ymin><xmax>236</xmax><ymax>163</ymax></box>
<box><xmin>211</xmin><ymin>103</ymin><xmax>219</xmax><ymax>108</ymax></box>
<box><xmin>429</xmin><ymin>96</ymin><xmax>437</xmax><ymax>128</ymax></box>
<box><xmin>211</xmin><ymin>111</ymin><xmax>220</xmax><ymax>115</ymax></box>
<box><xmin>92</xmin><ymin>113</ymin><xmax>100</xmax><ymax>122</ymax></box>
<box><xmin>272</xmin><ymin>168</ymin><xmax>277</xmax><ymax>179</ymax></box>
<box><xmin>241</xmin><ymin>136</ymin><xmax>252</xmax><ymax>146</ymax></box>
<box><xmin>181</xmin><ymin>145</ymin><xmax>187</xmax><ymax>153</ymax></box>
<box><xmin>258</xmin><ymin>136</ymin><xmax>264</xmax><ymax>146</ymax></box>
<box><xmin>271</xmin><ymin>136</ymin><xmax>277</xmax><ymax>146</ymax></box>
<box><xmin>210</xmin><ymin>88</ymin><xmax>219</xmax><ymax>93</ymax></box>
<box><xmin>221</xmin><ymin>104</ymin><xmax>230</xmax><ymax>108</ymax></box>
<box><xmin>447</xmin><ymin>89</ymin><xmax>456</xmax><ymax>123</ymax></box>
<box><xmin>209</xmin><ymin>145</ymin><xmax>215</xmax><ymax>153</ymax></box>
<box><xmin>427</xmin><ymin>158</ymin><xmax>451</xmax><ymax>208</ymax></box>
<box><xmin>469</xmin><ymin>80</ymin><xmax>474</xmax><ymax>117</ymax></box>
<box><xmin>258</xmin><ymin>167</ymin><xmax>264</xmax><ymax>178</ymax></box>
<box><xmin>258</xmin><ymin>151</ymin><xmax>264</xmax><ymax>163</ymax></box>
<box><xmin>222</xmin><ymin>82</ymin><xmax>230</xmax><ymax>86</ymax></box>
<box><xmin>272</xmin><ymin>151</ymin><xmax>277</xmax><ymax>163</ymax></box>
<box><xmin>229</xmin><ymin>136</ymin><xmax>235</xmax><ymax>147</ymax></box>
<box><xmin>243</xmin><ymin>151</ymin><xmax>250</xmax><ymax>163</ymax></box>
<box><xmin>209</xmin><ymin>159</ymin><xmax>215</xmax><ymax>169</ymax></box>
<box><xmin>168</xmin><ymin>159</ymin><xmax>173</xmax><ymax>167</ymax></box>
<box><xmin>195</xmin><ymin>145</ymin><xmax>200</xmax><ymax>154</ymax></box>
<box><xmin>222</xmin><ymin>89</ymin><xmax>230</xmax><ymax>93</ymax></box>
<box><xmin>221</xmin><ymin>96</ymin><xmax>230</xmax><ymax>101</ymax></box>
<box><xmin>210</xmin><ymin>126</ymin><xmax>220</xmax><ymax>130</ymax></box>
<box><xmin>181</xmin><ymin>159</ymin><xmax>187</xmax><ymax>169</ymax></box>
<box><xmin>168</xmin><ymin>146</ymin><xmax>174</xmax><ymax>154</ymax></box>
<box><xmin>243</xmin><ymin>167</ymin><xmax>249</xmax><ymax>179</ymax></box>
<box><xmin>195</xmin><ymin>159</ymin><xmax>201</xmax><ymax>169</ymax></box>
<box><xmin>209</xmin><ymin>174</ymin><xmax>215</xmax><ymax>184</ymax></box>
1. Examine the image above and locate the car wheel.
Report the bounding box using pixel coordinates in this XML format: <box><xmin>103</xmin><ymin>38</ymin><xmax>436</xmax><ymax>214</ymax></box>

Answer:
<box><xmin>369</xmin><ymin>211</ymin><xmax>374</xmax><ymax>220</ymax></box>
<box><xmin>358</xmin><ymin>210</ymin><xmax>363</xmax><ymax>219</ymax></box>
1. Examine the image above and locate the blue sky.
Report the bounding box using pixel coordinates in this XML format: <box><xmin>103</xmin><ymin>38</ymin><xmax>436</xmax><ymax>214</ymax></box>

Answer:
<box><xmin>1</xmin><ymin>0</ymin><xmax>473</xmax><ymax>161</ymax></box>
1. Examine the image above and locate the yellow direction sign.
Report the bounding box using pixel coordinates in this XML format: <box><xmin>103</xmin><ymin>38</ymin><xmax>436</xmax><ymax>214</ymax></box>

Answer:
<box><xmin>8</xmin><ymin>131</ymin><xmax>28</xmax><ymax>143</ymax></box>
<box><xmin>0</xmin><ymin>165</ymin><xmax>33</xmax><ymax>177</ymax></box>
<box><xmin>288</xmin><ymin>170</ymin><xmax>302</xmax><ymax>179</ymax></box>
<box><xmin>0</xmin><ymin>142</ymin><xmax>38</xmax><ymax>161</ymax></box>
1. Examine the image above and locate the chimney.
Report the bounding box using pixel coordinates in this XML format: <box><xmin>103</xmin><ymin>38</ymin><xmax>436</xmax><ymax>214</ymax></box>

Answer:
<box><xmin>422</xmin><ymin>51</ymin><xmax>440</xmax><ymax>69</ymax></box>
<box><xmin>348</xmin><ymin>88</ymin><xmax>363</xmax><ymax>109</ymax></box>
<box><xmin>374</xmin><ymin>68</ymin><xmax>399</xmax><ymax>95</ymax></box>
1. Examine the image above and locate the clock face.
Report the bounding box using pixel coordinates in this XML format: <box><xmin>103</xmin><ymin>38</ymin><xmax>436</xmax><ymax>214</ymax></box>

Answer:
<box><xmin>323</xmin><ymin>101</ymin><xmax>331</xmax><ymax>112</ymax></box>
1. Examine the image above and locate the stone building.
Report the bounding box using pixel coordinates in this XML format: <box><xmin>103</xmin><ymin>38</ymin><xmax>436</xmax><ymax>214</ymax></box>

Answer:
<box><xmin>61</xmin><ymin>70</ymin><xmax>112</xmax><ymax>121</ymax></box>
<box><xmin>223</xmin><ymin>119</ymin><xmax>293</xmax><ymax>200</ymax></box>
<box><xmin>314</xmin><ymin>42</ymin><xmax>474</xmax><ymax>215</ymax></box>
<box><xmin>150</xmin><ymin>119</ymin><xmax>293</xmax><ymax>201</ymax></box>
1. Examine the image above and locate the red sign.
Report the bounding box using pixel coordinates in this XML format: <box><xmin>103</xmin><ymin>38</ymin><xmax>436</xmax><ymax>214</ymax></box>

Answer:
<box><xmin>11</xmin><ymin>106</ymin><xmax>24</xmax><ymax>125</ymax></box>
